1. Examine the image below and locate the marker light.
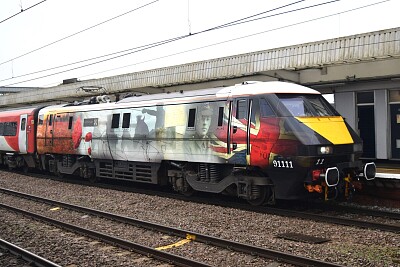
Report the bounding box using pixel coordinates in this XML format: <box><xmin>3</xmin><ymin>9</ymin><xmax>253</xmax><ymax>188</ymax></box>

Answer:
<box><xmin>318</xmin><ymin>146</ymin><xmax>333</xmax><ymax>155</ymax></box>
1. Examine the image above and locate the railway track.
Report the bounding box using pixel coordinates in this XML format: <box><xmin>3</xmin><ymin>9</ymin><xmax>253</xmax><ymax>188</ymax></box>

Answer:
<box><xmin>72</xmin><ymin>179</ymin><xmax>400</xmax><ymax>233</ymax></box>
<box><xmin>22</xmin><ymin>170</ymin><xmax>400</xmax><ymax>220</ymax></box>
<box><xmin>207</xmin><ymin>199</ymin><xmax>400</xmax><ymax>234</ymax></box>
<box><xmin>6</xmin><ymin>171</ymin><xmax>400</xmax><ymax>232</ymax></box>
<box><xmin>0</xmin><ymin>203</ymin><xmax>210</xmax><ymax>267</ymax></box>
<box><xmin>302</xmin><ymin>201</ymin><xmax>400</xmax><ymax>220</ymax></box>
<box><xmin>0</xmin><ymin>188</ymin><xmax>345</xmax><ymax>267</ymax></box>
<box><xmin>0</xmin><ymin>238</ymin><xmax>61</xmax><ymax>267</ymax></box>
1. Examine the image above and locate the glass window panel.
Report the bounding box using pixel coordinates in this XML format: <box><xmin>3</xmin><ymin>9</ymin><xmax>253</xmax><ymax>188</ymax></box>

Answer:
<box><xmin>111</xmin><ymin>114</ymin><xmax>120</xmax><ymax>128</ymax></box>
<box><xmin>357</xmin><ymin>92</ymin><xmax>374</xmax><ymax>104</ymax></box>
<box><xmin>187</xmin><ymin>108</ymin><xmax>196</xmax><ymax>128</ymax></box>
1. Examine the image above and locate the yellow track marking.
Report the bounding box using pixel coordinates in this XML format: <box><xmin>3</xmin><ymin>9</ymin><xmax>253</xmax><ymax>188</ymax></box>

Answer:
<box><xmin>155</xmin><ymin>234</ymin><xmax>196</xmax><ymax>251</ymax></box>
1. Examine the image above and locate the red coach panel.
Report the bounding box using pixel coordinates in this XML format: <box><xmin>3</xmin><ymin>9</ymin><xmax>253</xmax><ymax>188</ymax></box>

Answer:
<box><xmin>0</xmin><ymin>107</ymin><xmax>41</xmax><ymax>154</ymax></box>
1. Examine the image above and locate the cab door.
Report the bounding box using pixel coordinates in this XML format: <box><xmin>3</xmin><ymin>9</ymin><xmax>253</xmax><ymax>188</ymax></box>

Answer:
<box><xmin>229</xmin><ymin>98</ymin><xmax>251</xmax><ymax>165</ymax></box>
<box><xmin>18</xmin><ymin>114</ymin><xmax>28</xmax><ymax>153</ymax></box>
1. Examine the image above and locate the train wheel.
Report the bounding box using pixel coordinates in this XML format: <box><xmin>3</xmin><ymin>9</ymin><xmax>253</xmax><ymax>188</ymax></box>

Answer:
<box><xmin>88</xmin><ymin>174</ymin><xmax>98</xmax><ymax>184</ymax></box>
<box><xmin>180</xmin><ymin>176</ymin><xmax>195</xmax><ymax>197</ymax></box>
<box><xmin>181</xmin><ymin>185</ymin><xmax>195</xmax><ymax>197</ymax></box>
<box><xmin>247</xmin><ymin>185</ymin><xmax>271</xmax><ymax>206</ymax></box>
<box><xmin>22</xmin><ymin>163</ymin><xmax>30</xmax><ymax>174</ymax></box>
<box><xmin>56</xmin><ymin>169</ymin><xmax>65</xmax><ymax>179</ymax></box>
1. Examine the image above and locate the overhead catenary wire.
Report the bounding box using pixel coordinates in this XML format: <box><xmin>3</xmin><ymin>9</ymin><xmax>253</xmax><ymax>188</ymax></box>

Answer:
<box><xmin>79</xmin><ymin>0</ymin><xmax>393</xmax><ymax>82</ymax></box>
<box><xmin>0</xmin><ymin>0</ymin><xmax>392</xmax><ymax>87</ymax></box>
<box><xmin>0</xmin><ymin>0</ymin><xmax>160</xmax><ymax>67</ymax></box>
<box><xmin>1</xmin><ymin>0</ymin><xmax>340</xmax><ymax>86</ymax></box>
<box><xmin>0</xmin><ymin>0</ymin><xmax>47</xmax><ymax>25</ymax></box>
<box><xmin>0</xmin><ymin>0</ymin><xmax>307</xmax><ymax>83</ymax></box>
<box><xmin>0</xmin><ymin>35</ymin><xmax>188</xmax><ymax>83</ymax></box>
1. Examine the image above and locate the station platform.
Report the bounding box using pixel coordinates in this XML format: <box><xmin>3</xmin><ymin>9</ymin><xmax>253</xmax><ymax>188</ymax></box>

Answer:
<box><xmin>376</xmin><ymin>170</ymin><xmax>400</xmax><ymax>179</ymax></box>
<box><xmin>375</xmin><ymin>162</ymin><xmax>400</xmax><ymax>180</ymax></box>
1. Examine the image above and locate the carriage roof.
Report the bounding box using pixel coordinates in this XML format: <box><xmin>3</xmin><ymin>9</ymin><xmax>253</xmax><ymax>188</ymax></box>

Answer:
<box><xmin>39</xmin><ymin>81</ymin><xmax>320</xmax><ymax>113</ymax></box>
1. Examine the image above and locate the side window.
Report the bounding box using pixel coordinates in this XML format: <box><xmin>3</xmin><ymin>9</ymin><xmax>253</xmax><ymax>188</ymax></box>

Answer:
<box><xmin>48</xmin><ymin>114</ymin><xmax>53</xmax><ymax>126</ymax></box>
<box><xmin>217</xmin><ymin>107</ymin><xmax>224</xmax><ymax>127</ymax></box>
<box><xmin>250</xmin><ymin>100</ymin><xmax>256</xmax><ymax>124</ymax></box>
<box><xmin>122</xmin><ymin>113</ymin><xmax>131</xmax><ymax>128</ymax></box>
<box><xmin>0</xmin><ymin>123</ymin><xmax>4</xmax><ymax>135</ymax></box>
<box><xmin>4</xmin><ymin>122</ymin><xmax>17</xmax><ymax>136</ymax></box>
<box><xmin>260</xmin><ymin>98</ymin><xmax>275</xmax><ymax>117</ymax></box>
<box><xmin>68</xmin><ymin>117</ymin><xmax>73</xmax><ymax>130</ymax></box>
<box><xmin>187</xmin><ymin>108</ymin><xmax>196</xmax><ymax>129</ymax></box>
<box><xmin>236</xmin><ymin>100</ymin><xmax>247</xmax><ymax>120</ymax></box>
<box><xmin>38</xmin><ymin>114</ymin><xmax>44</xmax><ymax>125</ymax></box>
<box><xmin>21</xmin><ymin>118</ymin><xmax>26</xmax><ymax>131</ymax></box>
<box><xmin>111</xmin><ymin>114</ymin><xmax>120</xmax><ymax>128</ymax></box>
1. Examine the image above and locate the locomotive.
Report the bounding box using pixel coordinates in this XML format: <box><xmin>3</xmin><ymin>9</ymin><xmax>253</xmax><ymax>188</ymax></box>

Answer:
<box><xmin>0</xmin><ymin>81</ymin><xmax>376</xmax><ymax>205</ymax></box>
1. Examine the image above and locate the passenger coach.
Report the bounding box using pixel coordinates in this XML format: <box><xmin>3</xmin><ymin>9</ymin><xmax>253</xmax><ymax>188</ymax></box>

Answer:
<box><xmin>0</xmin><ymin>107</ymin><xmax>41</xmax><ymax>170</ymax></box>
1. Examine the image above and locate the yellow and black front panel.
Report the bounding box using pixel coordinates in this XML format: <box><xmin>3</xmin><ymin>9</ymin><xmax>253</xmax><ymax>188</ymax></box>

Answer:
<box><xmin>295</xmin><ymin>117</ymin><xmax>353</xmax><ymax>145</ymax></box>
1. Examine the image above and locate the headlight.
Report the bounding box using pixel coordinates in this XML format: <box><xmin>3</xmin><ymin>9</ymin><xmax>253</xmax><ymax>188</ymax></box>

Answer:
<box><xmin>353</xmin><ymin>143</ymin><xmax>363</xmax><ymax>152</ymax></box>
<box><xmin>318</xmin><ymin>146</ymin><xmax>333</xmax><ymax>155</ymax></box>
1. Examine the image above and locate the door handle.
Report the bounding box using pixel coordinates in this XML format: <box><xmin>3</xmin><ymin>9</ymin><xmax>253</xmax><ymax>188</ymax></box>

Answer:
<box><xmin>233</xmin><ymin>126</ymin><xmax>238</xmax><ymax>133</ymax></box>
<box><xmin>232</xmin><ymin>143</ymin><xmax>237</xmax><ymax>150</ymax></box>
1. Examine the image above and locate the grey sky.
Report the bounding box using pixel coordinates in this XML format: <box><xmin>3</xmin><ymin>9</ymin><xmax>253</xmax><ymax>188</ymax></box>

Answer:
<box><xmin>0</xmin><ymin>0</ymin><xmax>398</xmax><ymax>87</ymax></box>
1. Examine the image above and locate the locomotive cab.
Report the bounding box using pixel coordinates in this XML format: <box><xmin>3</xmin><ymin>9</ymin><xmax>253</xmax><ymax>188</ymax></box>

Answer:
<box><xmin>169</xmin><ymin>82</ymin><xmax>375</xmax><ymax>204</ymax></box>
<box><xmin>262</xmin><ymin>92</ymin><xmax>376</xmax><ymax>201</ymax></box>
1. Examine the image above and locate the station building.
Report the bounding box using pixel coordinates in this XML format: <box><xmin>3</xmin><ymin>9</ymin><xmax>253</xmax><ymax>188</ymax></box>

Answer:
<box><xmin>0</xmin><ymin>27</ymin><xmax>399</xmax><ymax>161</ymax></box>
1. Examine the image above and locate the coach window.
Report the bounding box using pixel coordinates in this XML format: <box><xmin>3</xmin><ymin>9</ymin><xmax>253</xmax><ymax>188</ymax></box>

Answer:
<box><xmin>4</xmin><ymin>122</ymin><xmax>17</xmax><ymax>136</ymax></box>
<box><xmin>236</xmin><ymin>99</ymin><xmax>247</xmax><ymax>120</ymax></box>
<box><xmin>122</xmin><ymin>113</ymin><xmax>131</xmax><ymax>128</ymax></box>
<box><xmin>38</xmin><ymin>114</ymin><xmax>44</xmax><ymax>125</ymax></box>
<box><xmin>111</xmin><ymin>114</ymin><xmax>120</xmax><ymax>129</ymax></box>
<box><xmin>187</xmin><ymin>108</ymin><xmax>196</xmax><ymax>129</ymax></box>
<box><xmin>48</xmin><ymin>114</ymin><xmax>53</xmax><ymax>126</ymax></box>
<box><xmin>68</xmin><ymin>117</ymin><xmax>73</xmax><ymax>130</ymax></box>
<box><xmin>217</xmin><ymin>107</ymin><xmax>224</xmax><ymax>127</ymax></box>
<box><xmin>21</xmin><ymin>118</ymin><xmax>26</xmax><ymax>131</ymax></box>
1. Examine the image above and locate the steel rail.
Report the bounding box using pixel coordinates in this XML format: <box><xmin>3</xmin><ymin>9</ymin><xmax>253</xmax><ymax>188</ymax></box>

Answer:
<box><xmin>0</xmin><ymin>238</ymin><xmax>61</xmax><ymax>267</ymax></box>
<box><xmin>258</xmin><ymin>206</ymin><xmax>399</xmax><ymax>233</ymax></box>
<box><xmin>308</xmin><ymin>202</ymin><xmax>400</xmax><ymax>220</ymax></box>
<box><xmin>0</xmin><ymin>203</ymin><xmax>211</xmax><ymax>267</ymax></box>
<box><xmin>13</xmin><ymin>171</ymin><xmax>399</xmax><ymax>220</ymax></box>
<box><xmin>1</xmin><ymin>187</ymin><xmax>343</xmax><ymax>267</ymax></box>
<box><xmin>210</xmin><ymin>200</ymin><xmax>400</xmax><ymax>234</ymax></box>
<box><xmin>66</xmin><ymin>174</ymin><xmax>400</xmax><ymax>222</ymax></box>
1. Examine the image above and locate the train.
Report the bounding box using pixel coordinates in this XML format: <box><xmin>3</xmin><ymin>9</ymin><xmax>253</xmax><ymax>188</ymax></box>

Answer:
<box><xmin>0</xmin><ymin>81</ymin><xmax>376</xmax><ymax>205</ymax></box>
